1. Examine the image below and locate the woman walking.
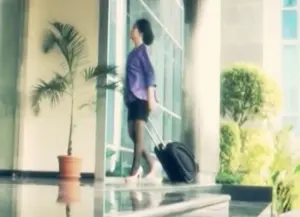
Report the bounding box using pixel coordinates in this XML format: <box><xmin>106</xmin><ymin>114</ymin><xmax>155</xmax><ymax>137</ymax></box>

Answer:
<box><xmin>124</xmin><ymin>18</ymin><xmax>157</xmax><ymax>183</ymax></box>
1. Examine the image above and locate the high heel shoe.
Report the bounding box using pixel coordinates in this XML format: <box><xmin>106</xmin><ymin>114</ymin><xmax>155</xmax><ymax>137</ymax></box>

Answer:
<box><xmin>143</xmin><ymin>162</ymin><xmax>163</xmax><ymax>184</ymax></box>
<box><xmin>125</xmin><ymin>167</ymin><xmax>143</xmax><ymax>183</ymax></box>
<box><xmin>144</xmin><ymin>173</ymin><xmax>162</xmax><ymax>184</ymax></box>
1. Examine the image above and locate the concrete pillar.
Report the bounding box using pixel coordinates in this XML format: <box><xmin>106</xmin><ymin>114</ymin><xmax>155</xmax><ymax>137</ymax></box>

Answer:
<box><xmin>182</xmin><ymin>0</ymin><xmax>221</xmax><ymax>184</ymax></box>
<box><xmin>0</xmin><ymin>0</ymin><xmax>25</xmax><ymax>170</ymax></box>
<box><xmin>94</xmin><ymin>0</ymin><xmax>109</xmax><ymax>181</ymax></box>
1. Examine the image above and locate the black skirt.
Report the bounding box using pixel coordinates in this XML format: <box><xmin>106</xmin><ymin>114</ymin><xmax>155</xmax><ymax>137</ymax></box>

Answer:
<box><xmin>127</xmin><ymin>99</ymin><xmax>149</xmax><ymax>122</ymax></box>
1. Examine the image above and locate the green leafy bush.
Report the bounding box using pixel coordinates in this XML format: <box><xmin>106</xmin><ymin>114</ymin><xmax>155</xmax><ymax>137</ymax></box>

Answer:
<box><xmin>269</xmin><ymin>126</ymin><xmax>300</xmax><ymax>214</ymax></box>
<box><xmin>216</xmin><ymin>172</ymin><xmax>241</xmax><ymax>185</ymax></box>
<box><xmin>220</xmin><ymin>63</ymin><xmax>282</xmax><ymax>126</ymax></box>
<box><xmin>219</xmin><ymin>121</ymin><xmax>241</xmax><ymax>173</ymax></box>
<box><xmin>271</xmin><ymin>165</ymin><xmax>300</xmax><ymax>213</ymax></box>
<box><xmin>239</xmin><ymin>128</ymin><xmax>274</xmax><ymax>185</ymax></box>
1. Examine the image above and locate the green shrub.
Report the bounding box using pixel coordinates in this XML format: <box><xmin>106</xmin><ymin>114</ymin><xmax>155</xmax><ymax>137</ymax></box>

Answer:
<box><xmin>239</xmin><ymin>128</ymin><xmax>274</xmax><ymax>185</ymax></box>
<box><xmin>271</xmin><ymin>166</ymin><xmax>300</xmax><ymax>214</ymax></box>
<box><xmin>216</xmin><ymin>172</ymin><xmax>242</xmax><ymax>185</ymax></box>
<box><xmin>242</xmin><ymin>173</ymin><xmax>269</xmax><ymax>186</ymax></box>
<box><xmin>235</xmin><ymin>125</ymin><xmax>300</xmax><ymax>213</ymax></box>
<box><xmin>270</xmin><ymin>126</ymin><xmax>300</xmax><ymax>214</ymax></box>
<box><xmin>219</xmin><ymin>121</ymin><xmax>241</xmax><ymax>173</ymax></box>
<box><xmin>220</xmin><ymin>63</ymin><xmax>282</xmax><ymax>126</ymax></box>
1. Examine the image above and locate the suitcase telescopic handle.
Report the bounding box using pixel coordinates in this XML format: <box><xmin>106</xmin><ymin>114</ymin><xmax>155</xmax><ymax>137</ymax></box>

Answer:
<box><xmin>144</xmin><ymin>117</ymin><xmax>166</xmax><ymax>147</ymax></box>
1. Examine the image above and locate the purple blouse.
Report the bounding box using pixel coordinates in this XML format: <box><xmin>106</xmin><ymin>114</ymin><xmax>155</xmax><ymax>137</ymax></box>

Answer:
<box><xmin>124</xmin><ymin>44</ymin><xmax>156</xmax><ymax>105</ymax></box>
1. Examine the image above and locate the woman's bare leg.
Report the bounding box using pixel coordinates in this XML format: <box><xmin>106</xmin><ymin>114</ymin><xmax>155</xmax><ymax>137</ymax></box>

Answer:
<box><xmin>129</xmin><ymin>120</ymin><xmax>144</xmax><ymax>175</ymax></box>
<box><xmin>128</xmin><ymin>120</ymin><xmax>154</xmax><ymax>174</ymax></box>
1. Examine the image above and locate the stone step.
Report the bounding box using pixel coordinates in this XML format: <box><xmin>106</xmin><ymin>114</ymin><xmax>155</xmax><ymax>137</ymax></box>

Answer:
<box><xmin>106</xmin><ymin>194</ymin><xmax>231</xmax><ymax>217</ymax></box>
<box><xmin>177</xmin><ymin>201</ymin><xmax>271</xmax><ymax>217</ymax></box>
<box><xmin>176</xmin><ymin>201</ymin><xmax>230</xmax><ymax>217</ymax></box>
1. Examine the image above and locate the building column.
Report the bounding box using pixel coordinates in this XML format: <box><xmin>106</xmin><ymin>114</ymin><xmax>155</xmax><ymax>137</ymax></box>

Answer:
<box><xmin>0</xmin><ymin>0</ymin><xmax>25</xmax><ymax>170</ymax></box>
<box><xmin>94</xmin><ymin>0</ymin><xmax>109</xmax><ymax>181</ymax></box>
<box><xmin>182</xmin><ymin>0</ymin><xmax>221</xmax><ymax>184</ymax></box>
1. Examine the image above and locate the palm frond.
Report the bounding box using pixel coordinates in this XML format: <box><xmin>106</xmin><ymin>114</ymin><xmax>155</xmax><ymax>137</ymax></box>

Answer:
<box><xmin>78</xmin><ymin>99</ymin><xmax>96</xmax><ymax>110</ymax></box>
<box><xmin>51</xmin><ymin>22</ymin><xmax>86</xmax><ymax>66</ymax></box>
<box><xmin>30</xmin><ymin>73</ymin><xmax>68</xmax><ymax>115</ymax></box>
<box><xmin>83</xmin><ymin>65</ymin><xmax>117</xmax><ymax>81</ymax></box>
<box><xmin>82</xmin><ymin>65</ymin><xmax>124</xmax><ymax>92</ymax></box>
<box><xmin>42</xmin><ymin>30</ymin><xmax>57</xmax><ymax>53</ymax></box>
<box><xmin>42</xmin><ymin>21</ymin><xmax>86</xmax><ymax>71</ymax></box>
<box><xmin>98</xmin><ymin>81</ymin><xmax>124</xmax><ymax>93</ymax></box>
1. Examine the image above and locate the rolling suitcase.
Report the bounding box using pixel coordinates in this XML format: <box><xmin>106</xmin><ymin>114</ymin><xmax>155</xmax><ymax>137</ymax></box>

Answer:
<box><xmin>144</xmin><ymin>118</ymin><xmax>199</xmax><ymax>183</ymax></box>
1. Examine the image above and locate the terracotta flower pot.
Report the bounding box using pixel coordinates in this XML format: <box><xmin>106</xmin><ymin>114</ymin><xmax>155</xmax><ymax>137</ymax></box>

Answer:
<box><xmin>57</xmin><ymin>180</ymin><xmax>81</xmax><ymax>204</ymax></box>
<box><xmin>58</xmin><ymin>155</ymin><xmax>82</xmax><ymax>179</ymax></box>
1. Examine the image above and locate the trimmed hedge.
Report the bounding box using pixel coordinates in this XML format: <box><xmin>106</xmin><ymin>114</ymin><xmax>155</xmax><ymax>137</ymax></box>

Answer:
<box><xmin>216</xmin><ymin>172</ymin><xmax>241</xmax><ymax>185</ymax></box>
<box><xmin>219</xmin><ymin>121</ymin><xmax>241</xmax><ymax>173</ymax></box>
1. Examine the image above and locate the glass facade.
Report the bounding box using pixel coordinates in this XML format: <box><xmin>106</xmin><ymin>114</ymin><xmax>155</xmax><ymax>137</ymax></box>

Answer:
<box><xmin>105</xmin><ymin>0</ymin><xmax>184</xmax><ymax>176</ymax></box>
<box><xmin>282</xmin><ymin>0</ymin><xmax>300</xmax><ymax>135</ymax></box>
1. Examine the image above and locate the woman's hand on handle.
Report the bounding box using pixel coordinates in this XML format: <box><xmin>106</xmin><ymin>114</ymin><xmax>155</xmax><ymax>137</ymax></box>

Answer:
<box><xmin>147</xmin><ymin>86</ymin><xmax>157</xmax><ymax>112</ymax></box>
<box><xmin>148</xmin><ymin>98</ymin><xmax>157</xmax><ymax>112</ymax></box>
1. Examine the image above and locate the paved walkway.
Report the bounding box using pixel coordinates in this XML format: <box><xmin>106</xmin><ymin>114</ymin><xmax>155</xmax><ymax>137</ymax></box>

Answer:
<box><xmin>280</xmin><ymin>210</ymin><xmax>300</xmax><ymax>217</ymax></box>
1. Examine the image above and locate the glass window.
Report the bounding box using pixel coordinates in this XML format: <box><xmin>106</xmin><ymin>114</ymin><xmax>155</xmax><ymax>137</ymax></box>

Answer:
<box><xmin>105</xmin><ymin>0</ymin><xmax>117</xmax><ymax>145</ymax></box>
<box><xmin>172</xmin><ymin>117</ymin><xmax>181</xmax><ymax>141</ymax></box>
<box><xmin>143</xmin><ymin>0</ymin><xmax>161</xmax><ymax>19</ymax></box>
<box><xmin>282</xmin><ymin>86</ymin><xmax>299</xmax><ymax>114</ymax></box>
<box><xmin>120</xmin><ymin>108</ymin><xmax>134</xmax><ymax>150</ymax></box>
<box><xmin>106</xmin><ymin>150</ymin><xmax>133</xmax><ymax>177</ymax></box>
<box><xmin>283</xmin><ymin>0</ymin><xmax>297</xmax><ymax>7</ymax></box>
<box><xmin>282</xmin><ymin>45</ymin><xmax>299</xmax><ymax>86</ymax></box>
<box><xmin>173</xmin><ymin>47</ymin><xmax>182</xmax><ymax>115</ymax></box>
<box><xmin>282</xmin><ymin>45</ymin><xmax>300</xmax><ymax>118</ymax></box>
<box><xmin>282</xmin><ymin>11</ymin><xmax>298</xmax><ymax>39</ymax></box>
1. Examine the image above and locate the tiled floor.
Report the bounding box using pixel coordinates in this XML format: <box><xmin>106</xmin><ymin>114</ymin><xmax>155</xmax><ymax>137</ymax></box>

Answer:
<box><xmin>0</xmin><ymin>178</ymin><xmax>274</xmax><ymax>217</ymax></box>
<box><xmin>0</xmin><ymin>178</ymin><xmax>229</xmax><ymax>217</ymax></box>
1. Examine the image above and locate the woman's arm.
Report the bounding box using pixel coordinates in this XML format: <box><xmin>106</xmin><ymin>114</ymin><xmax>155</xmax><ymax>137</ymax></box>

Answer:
<box><xmin>147</xmin><ymin>86</ymin><xmax>156</xmax><ymax>108</ymax></box>
<box><xmin>140</xmin><ymin>47</ymin><xmax>156</xmax><ymax>111</ymax></box>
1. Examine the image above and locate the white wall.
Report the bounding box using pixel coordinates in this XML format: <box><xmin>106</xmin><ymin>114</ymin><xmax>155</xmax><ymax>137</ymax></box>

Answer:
<box><xmin>262</xmin><ymin>0</ymin><xmax>281</xmax><ymax>81</ymax></box>
<box><xmin>221</xmin><ymin>0</ymin><xmax>282</xmax><ymax>129</ymax></box>
<box><xmin>221</xmin><ymin>0</ymin><xmax>264</xmax><ymax>67</ymax></box>
<box><xmin>262</xmin><ymin>0</ymin><xmax>282</xmax><ymax>129</ymax></box>
<box><xmin>17</xmin><ymin>0</ymin><xmax>100</xmax><ymax>172</ymax></box>
<box><xmin>221</xmin><ymin>0</ymin><xmax>281</xmax><ymax>80</ymax></box>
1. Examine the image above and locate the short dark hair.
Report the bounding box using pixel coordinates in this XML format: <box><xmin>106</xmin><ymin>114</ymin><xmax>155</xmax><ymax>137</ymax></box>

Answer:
<box><xmin>135</xmin><ymin>18</ymin><xmax>154</xmax><ymax>45</ymax></box>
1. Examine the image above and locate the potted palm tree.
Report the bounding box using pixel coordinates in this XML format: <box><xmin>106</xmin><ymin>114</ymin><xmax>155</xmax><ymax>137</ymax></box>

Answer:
<box><xmin>30</xmin><ymin>22</ymin><xmax>120</xmax><ymax>179</ymax></box>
